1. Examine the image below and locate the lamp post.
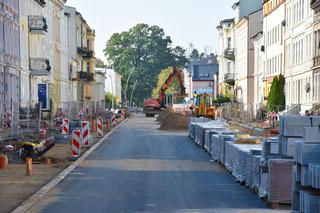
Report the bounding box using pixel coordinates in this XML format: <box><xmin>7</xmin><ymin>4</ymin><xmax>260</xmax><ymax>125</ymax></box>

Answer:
<box><xmin>106</xmin><ymin>70</ymin><xmax>114</xmax><ymax>110</ymax></box>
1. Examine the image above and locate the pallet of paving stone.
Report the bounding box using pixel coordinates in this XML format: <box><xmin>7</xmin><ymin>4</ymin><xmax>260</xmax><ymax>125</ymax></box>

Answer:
<box><xmin>261</xmin><ymin>137</ymin><xmax>281</xmax><ymax>167</ymax></box>
<box><xmin>199</xmin><ymin>123</ymin><xmax>227</xmax><ymax>149</ymax></box>
<box><xmin>204</xmin><ymin>129</ymin><xmax>225</xmax><ymax>154</ymax></box>
<box><xmin>246</xmin><ymin>149</ymin><xmax>262</xmax><ymax>189</ymax></box>
<box><xmin>211</xmin><ymin>132</ymin><xmax>235</xmax><ymax>164</ymax></box>
<box><xmin>268</xmin><ymin>159</ymin><xmax>293</xmax><ymax>204</ymax></box>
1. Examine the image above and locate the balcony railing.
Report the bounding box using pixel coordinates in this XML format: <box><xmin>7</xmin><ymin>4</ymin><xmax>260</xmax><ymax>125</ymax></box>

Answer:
<box><xmin>35</xmin><ymin>0</ymin><xmax>46</xmax><ymax>7</ymax></box>
<box><xmin>78</xmin><ymin>71</ymin><xmax>94</xmax><ymax>82</ymax></box>
<box><xmin>28</xmin><ymin>16</ymin><xmax>47</xmax><ymax>34</ymax></box>
<box><xmin>314</xmin><ymin>12</ymin><xmax>320</xmax><ymax>24</ymax></box>
<box><xmin>224</xmin><ymin>73</ymin><xmax>235</xmax><ymax>85</ymax></box>
<box><xmin>29</xmin><ymin>58</ymin><xmax>51</xmax><ymax>76</ymax></box>
<box><xmin>313</xmin><ymin>56</ymin><xmax>320</xmax><ymax>68</ymax></box>
<box><xmin>224</xmin><ymin>48</ymin><xmax>235</xmax><ymax>60</ymax></box>
<box><xmin>77</xmin><ymin>47</ymin><xmax>94</xmax><ymax>59</ymax></box>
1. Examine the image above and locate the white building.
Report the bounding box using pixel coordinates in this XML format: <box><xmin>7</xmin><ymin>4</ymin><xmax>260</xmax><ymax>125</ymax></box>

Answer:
<box><xmin>284</xmin><ymin>0</ymin><xmax>314</xmax><ymax>110</ymax></box>
<box><xmin>251</xmin><ymin>32</ymin><xmax>265</xmax><ymax>109</ymax></box>
<box><xmin>263</xmin><ymin>0</ymin><xmax>286</xmax><ymax>104</ymax></box>
<box><xmin>105</xmin><ymin>69</ymin><xmax>122</xmax><ymax>104</ymax></box>
<box><xmin>217</xmin><ymin>18</ymin><xmax>236</xmax><ymax>99</ymax></box>
<box><xmin>90</xmin><ymin>68</ymin><xmax>106</xmax><ymax>103</ymax></box>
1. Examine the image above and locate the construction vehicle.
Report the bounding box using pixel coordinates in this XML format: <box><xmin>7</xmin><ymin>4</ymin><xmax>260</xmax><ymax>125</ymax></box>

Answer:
<box><xmin>143</xmin><ymin>67</ymin><xmax>186</xmax><ymax>117</ymax></box>
<box><xmin>194</xmin><ymin>93</ymin><xmax>216</xmax><ymax>119</ymax></box>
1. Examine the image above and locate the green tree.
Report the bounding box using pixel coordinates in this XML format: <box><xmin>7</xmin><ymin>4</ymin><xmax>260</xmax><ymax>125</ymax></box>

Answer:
<box><xmin>104</xmin><ymin>24</ymin><xmax>188</xmax><ymax>106</ymax></box>
<box><xmin>96</xmin><ymin>58</ymin><xmax>106</xmax><ymax>68</ymax></box>
<box><xmin>267</xmin><ymin>75</ymin><xmax>285</xmax><ymax>112</ymax></box>
<box><xmin>105</xmin><ymin>92</ymin><xmax>115</xmax><ymax>108</ymax></box>
<box><xmin>152</xmin><ymin>67</ymin><xmax>183</xmax><ymax>98</ymax></box>
<box><xmin>189</xmin><ymin>48</ymin><xmax>200</xmax><ymax>62</ymax></box>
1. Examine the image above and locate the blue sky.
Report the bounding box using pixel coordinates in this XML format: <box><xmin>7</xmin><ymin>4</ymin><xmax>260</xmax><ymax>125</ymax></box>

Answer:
<box><xmin>66</xmin><ymin>0</ymin><xmax>235</xmax><ymax>62</ymax></box>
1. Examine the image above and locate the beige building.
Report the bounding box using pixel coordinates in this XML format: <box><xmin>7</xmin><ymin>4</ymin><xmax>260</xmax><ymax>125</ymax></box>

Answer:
<box><xmin>65</xmin><ymin>6</ymin><xmax>96</xmax><ymax>103</ymax></box>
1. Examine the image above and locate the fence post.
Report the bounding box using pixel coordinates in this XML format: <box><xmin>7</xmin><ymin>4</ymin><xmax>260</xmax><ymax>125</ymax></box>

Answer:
<box><xmin>39</xmin><ymin>102</ymin><xmax>42</xmax><ymax>133</ymax></box>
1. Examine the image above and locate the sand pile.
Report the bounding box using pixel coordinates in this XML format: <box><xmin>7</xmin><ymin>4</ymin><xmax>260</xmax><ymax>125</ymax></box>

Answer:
<box><xmin>159</xmin><ymin>111</ymin><xmax>189</xmax><ymax>131</ymax></box>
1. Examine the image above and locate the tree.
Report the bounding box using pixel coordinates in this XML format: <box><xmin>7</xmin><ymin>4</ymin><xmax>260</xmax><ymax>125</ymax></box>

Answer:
<box><xmin>104</xmin><ymin>24</ymin><xmax>188</xmax><ymax>106</ymax></box>
<box><xmin>189</xmin><ymin>48</ymin><xmax>200</xmax><ymax>62</ymax></box>
<box><xmin>105</xmin><ymin>92</ymin><xmax>115</xmax><ymax>108</ymax></box>
<box><xmin>267</xmin><ymin>74</ymin><xmax>285</xmax><ymax>112</ymax></box>
<box><xmin>96</xmin><ymin>58</ymin><xmax>106</xmax><ymax>68</ymax></box>
<box><xmin>152</xmin><ymin>67</ymin><xmax>183</xmax><ymax>98</ymax></box>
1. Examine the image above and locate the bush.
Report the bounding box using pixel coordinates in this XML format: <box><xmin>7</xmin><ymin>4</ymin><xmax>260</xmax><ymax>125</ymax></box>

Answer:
<box><xmin>213</xmin><ymin>96</ymin><xmax>231</xmax><ymax>105</ymax></box>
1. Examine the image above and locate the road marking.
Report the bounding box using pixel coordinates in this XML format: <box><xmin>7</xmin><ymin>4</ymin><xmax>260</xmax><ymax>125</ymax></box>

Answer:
<box><xmin>12</xmin><ymin>118</ymin><xmax>129</xmax><ymax>213</ymax></box>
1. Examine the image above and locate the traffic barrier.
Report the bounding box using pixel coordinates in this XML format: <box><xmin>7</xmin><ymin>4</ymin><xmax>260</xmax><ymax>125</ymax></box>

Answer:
<box><xmin>72</xmin><ymin>129</ymin><xmax>81</xmax><ymax>157</ymax></box>
<box><xmin>78</xmin><ymin>110</ymin><xmax>85</xmax><ymax>120</ymax></box>
<box><xmin>112</xmin><ymin>113</ymin><xmax>117</xmax><ymax>127</ymax></box>
<box><xmin>2</xmin><ymin>111</ymin><xmax>12</xmax><ymax>128</ymax></box>
<box><xmin>106</xmin><ymin>119</ymin><xmax>110</xmax><ymax>129</ymax></box>
<box><xmin>91</xmin><ymin>119</ymin><xmax>96</xmax><ymax>133</ymax></box>
<box><xmin>0</xmin><ymin>155</ymin><xmax>7</xmax><ymax>172</ymax></box>
<box><xmin>97</xmin><ymin>117</ymin><xmax>103</xmax><ymax>137</ymax></box>
<box><xmin>62</xmin><ymin>118</ymin><xmax>69</xmax><ymax>135</ymax></box>
<box><xmin>81</xmin><ymin>121</ymin><xmax>90</xmax><ymax>146</ymax></box>
<box><xmin>121</xmin><ymin>110</ymin><xmax>125</xmax><ymax>120</ymax></box>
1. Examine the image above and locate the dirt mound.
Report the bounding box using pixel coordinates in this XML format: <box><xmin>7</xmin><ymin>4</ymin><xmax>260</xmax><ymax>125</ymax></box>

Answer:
<box><xmin>159</xmin><ymin>111</ymin><xmax>188</xmax><ymax>131</ymax></box>
<box><xmin>156</xmin><ymin>109</ymin><xmax>172</xmax><ymax>122</ymax></box>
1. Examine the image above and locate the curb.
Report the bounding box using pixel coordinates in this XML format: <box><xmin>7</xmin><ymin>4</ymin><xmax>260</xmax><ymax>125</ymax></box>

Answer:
<box><xmin>12</xmin><ymin>118</ymin><xmax>129</xmax><ymax>213</ymax></box>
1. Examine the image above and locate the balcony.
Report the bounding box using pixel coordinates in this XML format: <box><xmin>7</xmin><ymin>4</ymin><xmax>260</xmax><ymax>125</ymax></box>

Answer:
<box><xmin>29</xmin><ymin>58</ymin><xmax>51</xmax><ymax>76</ymax></box>
<box><xmin>28</xmin><ymin>16</ymin><xmax>47</xmax><ymax>34</ymax></box>
<box><xmin>78</xmin><ymin>71</ymin><xmax>94</xmax><ymax>82</ymax></box>
<box><xmin>77</xmin><ymin>47</ymin><xmax>94</xmax><ymax>59</ymax></box>
<box><xmin>35</xmin><ymin>0</ymin><xmax>46</xmax><ymax>7</ymax></box>
<box><xmin>224</xmin><ymin>73</ymin><xmax>235</xmax><ymax>85</ymax></box>
<box><xmin>313</xmin><ymin>56</ymin><xmax>320</xmax><ymax>68</ymax></box>
<box><xmin>224</xmin><ymin>48</ymin><xmax>235</xmax><ymax>60</ymax></box>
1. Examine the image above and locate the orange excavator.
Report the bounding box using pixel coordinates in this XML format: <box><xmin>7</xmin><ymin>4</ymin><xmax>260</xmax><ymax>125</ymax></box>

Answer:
<box><xmin>143</xmin><ymin>67</ymin><xmax>186</xmax><ymax>117</ymax></box>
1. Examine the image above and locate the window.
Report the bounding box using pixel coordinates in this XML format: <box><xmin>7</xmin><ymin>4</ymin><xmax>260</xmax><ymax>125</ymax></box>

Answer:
<box><xmin>227</xmin><ymin>37</ymin><xmax>231</xmax><ymax>48</ymax></box>
<box><xmin>227</xmin><ymin>62</ymin><xmax>231</xmax><ymax>73</ymax></box>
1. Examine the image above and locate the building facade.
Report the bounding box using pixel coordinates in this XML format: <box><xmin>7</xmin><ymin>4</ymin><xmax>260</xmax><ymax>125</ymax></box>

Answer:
<box><xmin>311</xmin><ymin>0</ymin><xmax>320</xmax><ymax>105</ymax></box>
<box><xmin>263</xmin><ymin>0</ymin><xmax>286</xmax><ymax>103</ymax></box>
<box><xmin>105</xmin><ymin>68</ymin><xmax>122</xmax><ymax>105</ymax></box>
<box><xmin>252</xmin><ymin>32</ymin><xmax>265</xmax><ymax>109</ymax></box>
<box><xmin>217</xmin><ymin>19</ymin><xmax>236</xmax><ymax>99</ymax></box>
<box><xmin>284</xmin><ymin>0</ymin><xmax>313</xmax><ymax>110</ymax></box>
<box><xmin>65</xmin><ymin>6</ymin><xmax>96</xmax><ymax>103</ymax></box>
<box><xmin>1</xmin><ymin>0</ymin><xmax>20</xmax><ymax>104</ymax></box>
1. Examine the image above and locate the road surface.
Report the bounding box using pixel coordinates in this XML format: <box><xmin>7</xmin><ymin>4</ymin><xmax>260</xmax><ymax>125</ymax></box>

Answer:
<box><xmin>27</xmin><ymin>114</ymin><xmax>287</xmax><ymax>213</ymax></box>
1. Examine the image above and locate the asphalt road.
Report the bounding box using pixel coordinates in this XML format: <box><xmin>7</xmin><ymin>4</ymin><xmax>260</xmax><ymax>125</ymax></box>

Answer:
<box><xmin>27</xmin><ymin>114</ymin><xmax>287</xmax><ymax>213</ymax></box>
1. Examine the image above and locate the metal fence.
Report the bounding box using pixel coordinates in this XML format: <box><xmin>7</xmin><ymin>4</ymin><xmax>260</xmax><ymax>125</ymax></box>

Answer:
<box><xmin>0</xmin><ymin>101</ymin><xmax>108</xmax><ymax>141</ymax></box>
<box><xmin>219</xmin><ymin>103</ymin><xmax>290</xmax><ymax>129</ymax></box>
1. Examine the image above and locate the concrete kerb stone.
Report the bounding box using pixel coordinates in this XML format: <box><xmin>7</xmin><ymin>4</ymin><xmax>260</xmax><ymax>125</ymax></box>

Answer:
<box><xmin>12</xmin><ymin>118</ymin><xmax>129</xmax><ymax>213</ymax></box>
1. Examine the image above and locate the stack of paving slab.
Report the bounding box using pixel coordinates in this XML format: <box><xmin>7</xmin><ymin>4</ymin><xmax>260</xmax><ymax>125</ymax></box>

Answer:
<box><xmin>224</xmin><ymin>140</ymin><xmax>262</xmax><ymax>184</ymax></box>
<box><xmin>188</xmin><ymin>117</ymin><xmax>210</xmax><ymax>140</ymax></box>
<box><xmin>211</xmin><ymin>131</ymin><xmax>236</xmax><ymax>164</ymax></box>
<box><xmin>292</xmin><ymin>125</ymin><xmax>320</xmax><ymax>212</ymax></box>
<box><xmin>204</xmin><ymin>129</ymin><xmax>226</xmax><ymax>154</ymax></box>
<box><xmin>279</xmin><ymin>115</ymin><xmax>320</xmax><ymax>157</ymax></box>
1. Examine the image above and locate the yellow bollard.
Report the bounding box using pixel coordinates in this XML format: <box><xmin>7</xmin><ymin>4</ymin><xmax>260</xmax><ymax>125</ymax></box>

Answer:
<box><xmin>26</xmin><ymin>158</ymin><xmax>32</xmax><ymax>176</ymax></box>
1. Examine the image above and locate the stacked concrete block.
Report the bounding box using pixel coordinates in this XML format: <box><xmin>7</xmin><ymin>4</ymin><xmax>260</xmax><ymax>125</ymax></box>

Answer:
<box><xmin>292</xmin><ymin>125</ymin><xmax>320</xmax><ymax>212</ymax></box>
<box><xmin>204</xmin><ymin>129</ymin><xmax>225</xmax><ymax>154</ymax></box>
<box><xmin>261</xmin><ymin>137</ymin><xmax>281</xmax><ymax>167</ymax></box>
<box><xmin>211</xmin><ymin>132</ymin><xmax>235</xmax><ymax>163</ymax></box>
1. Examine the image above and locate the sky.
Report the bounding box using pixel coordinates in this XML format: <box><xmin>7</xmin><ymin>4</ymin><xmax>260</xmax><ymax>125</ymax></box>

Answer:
<box><xmin>66</xmin><ymin>0</ymin><xmax>236</xmax><ymax>62</ymax></box>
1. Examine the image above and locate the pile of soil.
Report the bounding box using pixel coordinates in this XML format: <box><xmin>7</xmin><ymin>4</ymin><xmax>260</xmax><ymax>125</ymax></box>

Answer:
<box><xmin>156</xmin><ymin>109</ymin><xmax>172</xmax><ymax>123</ymax></box>
<box><xmin>159</xmin><ymin>111</ymin><xmax>189</xmax><ymax>131</ymax></box>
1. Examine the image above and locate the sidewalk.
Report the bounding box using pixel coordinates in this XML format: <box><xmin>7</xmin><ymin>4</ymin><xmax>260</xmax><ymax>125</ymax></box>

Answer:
<box><xmin>0</xmin><ymin>118</ymin><xmax>123</xmax><ymax>213</ymax></box>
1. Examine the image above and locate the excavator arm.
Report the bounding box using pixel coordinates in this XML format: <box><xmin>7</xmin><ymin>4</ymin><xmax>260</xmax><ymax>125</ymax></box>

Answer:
<box><xmin>158</xmin><ymin>67</ymin><xmax>186</xmax><ymax>107</ymax></box>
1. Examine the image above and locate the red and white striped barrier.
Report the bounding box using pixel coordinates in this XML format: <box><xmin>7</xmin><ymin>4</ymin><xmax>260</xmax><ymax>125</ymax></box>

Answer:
<box><xmin>121</xmin><ymin>110</ymin><xmax>125</xmax><ymax>120</ymax></box>
<box><xmin>81</xmin><ymin>121</ymin><xmax>90</xmax><ymax>146</ymax></box>
<box><xmin>62</xmin><ymin>118</ymin><xmax>69</xmax><ymax>135</ymax></box>
<box><xmin>111</xmin><ymin>113</ymin><xmax>117</xmax><ymax>127</ymax></box>
<box><xmin>97</xmin><ymin>117</ymin><xmax>103</xmax><ymax>137</ymax></box>
<box><xmin>2</xmin><ymin>111</ymin><xmax>12</xmax><ymax>128</ymax></box>
<box><xmin>72</xmin><ymin>129</ymin><xmax>81</xmax><ymax>157</ymax></box>
<box><xmin>78</xmin><ymin>110</ymin><xmax>85</xmax><ymax>120</ymax></box>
